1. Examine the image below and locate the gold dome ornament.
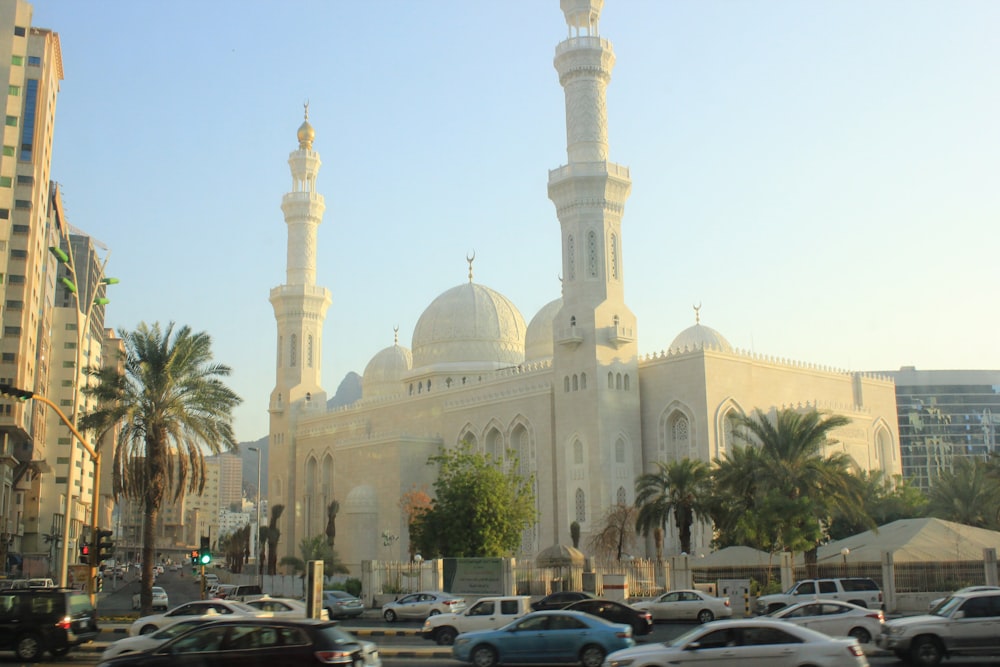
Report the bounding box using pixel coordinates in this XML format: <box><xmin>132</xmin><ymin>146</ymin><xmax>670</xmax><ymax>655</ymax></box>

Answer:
<box><xmin>297</xmin><ymin>101</ymin><xmax>315</xmax><ymax>149</ymax></box>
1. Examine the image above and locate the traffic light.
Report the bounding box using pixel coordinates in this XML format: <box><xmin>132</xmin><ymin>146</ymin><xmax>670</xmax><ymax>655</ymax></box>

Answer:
<box><xmin>96</xmin><ymin>529</ymin><xmax>114</xmax><ymax>563</ymax></box>
<box><xmin>0</xmin><ymin>383</ymin><xmax>33</xmax><ymax>400</ymax></box>
<box><xmin>79</xmin><ymin>543</ymin><xmax>91</xmax><ymax>563</ymax></box>
<box><xmin>199</xmin><ymin>536</ymin><xmax>212</xmax><ymax>565</ymax></box>
<box><xmin>190</xmin><ymin>549</ymin><xmax>198</xmax><ymax>565</ymax></box>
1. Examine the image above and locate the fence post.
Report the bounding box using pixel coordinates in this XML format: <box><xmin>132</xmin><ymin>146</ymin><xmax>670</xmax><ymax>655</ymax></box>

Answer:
<box><xmin>984</xmin><ymin>548</ymin><xmax>998</xmax><ymax>586</ymax></box>
<box><xmin>779</xmin><ymin>552</ymin><xmax>794</xmax><ymax>592</ymax></box>
<box><xmin>880</xmin><ymin>551</ymin><xmax>896</xmax><ymax>614</ymax></box>
<box><xmin>361</xmin><ymin>560</ymin><xmax>375</xmax><ymax>608</ymax></box>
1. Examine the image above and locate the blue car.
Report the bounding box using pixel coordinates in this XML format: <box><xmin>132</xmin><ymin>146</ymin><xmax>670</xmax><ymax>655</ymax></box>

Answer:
<box><xmin>452</xmin><ymin>609</ymin><xmax>634</xmax><ymax>667</ymax></box>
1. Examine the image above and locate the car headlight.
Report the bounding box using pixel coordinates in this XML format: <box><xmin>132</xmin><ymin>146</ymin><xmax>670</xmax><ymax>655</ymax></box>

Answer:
<box><xmin>454</xmin><ymin>637</ymin><xmax>469</xmax><ymax>647</ymax></box>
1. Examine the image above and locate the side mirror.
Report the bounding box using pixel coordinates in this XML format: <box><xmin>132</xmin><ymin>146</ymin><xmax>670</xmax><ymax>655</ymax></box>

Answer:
<box><xmin>685</xmin><ymin>641</ymin><xmax>702</xmax><ymax>651</ymax></box>
<box><xmin>953</xmin><ymin>610</ymin><xmax>965</xmax><ymax>620</ymax></box>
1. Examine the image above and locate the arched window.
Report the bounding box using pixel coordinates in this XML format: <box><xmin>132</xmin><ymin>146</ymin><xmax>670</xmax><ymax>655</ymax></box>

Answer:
<box><xmin>564</xmin><ymin>376</ymin><xmax>570</xmax><ymax>392</ymax></box>
<box><xmin>616</xmin><ymin>373</ymin><xmax>622</xmax><ymax>390</ymax></box>
<box><xmin>572</xmin><ymin>374</ymin><xmax>579</xmax><ymax>391</ymax></box>
<box><xmin>570</xmin><ymin>316</ymin><xmax>577</xmax><ymax>327</ymax></box>
<box><xmin>277</xmin><ymin>337</ymin><xmax>283</xmax><ymax>368</ymax></box>
<box><xmin>290</xmin><ymin>334</ymin><xmax>297</xmax><ymax>367</ymax></box>
<box><xmin>307</xmin><ymin>335</ymin><xmax>314</xmax><ymax>368</ymax></box>
<box><xmin>610</xmin><ymin>233</ymin><xmax>619</xmax><ymax>279</ymax></box>
<box><xmin>575</xmin><ymin>489</ymin><xmax>586</xmax><ymax>523</ymax></box>
<box><xmin>418</xmin><ymin>382</ymin><xmax>423</xmax><ymax>394</ymax></box>
<box><xmin>580</xmin><ymin>373</ymin><xmax>587</xmax><ymax>389</ymax></box>
<box><xmin>587</xmin><ymin>230</ymin><xmax>598</xmax><ymax>277</ymax></box>
<box><xmin>486</xmin><ymin>428</ymin><xmax>503</xmax><ymax>461</ymax></box>
<box><xmin>623</xmin><ymin>374</ymin><xmax>630</xmax><ymax>391</ymax></box>
<box><xmin>573</xmin><ymin>440</ymin><xmax>583</xmax><ymax>464</ymax></box>
<box><xmin>446</xmin><ymin>377</ymin><xmax>453</xmax><ymax>388</ymax></box>
<box><xmin>427</xmin><ymin>379</ymin><xmax>432</xmax><ymax>392</ymax></box>
<box><xmin>671</xmin><ymin>414</ymin><xmax>690</xmax><ymax>460</ymax></box>
<box><xmin>615</xmin><ymin>437</ymin><xmax>626</xmax><ymax>463</ymax></box>
<box><xmin>608</xmin><ymin>372</ymin><xmax>614</xmax><ymax>389</ymax></box>
<box><xmin>616</xmin><ymin>486</ymin><xmax>627</xmax><ymax>506</ymax></box>
<box><xmin>408</xmin><ymin>383</ymin><xmax>413</xmax><ymax>395</ymax></box>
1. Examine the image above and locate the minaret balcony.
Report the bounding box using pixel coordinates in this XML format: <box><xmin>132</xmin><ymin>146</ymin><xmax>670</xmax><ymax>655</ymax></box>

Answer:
<box><xmin>607</xmin><ymin>324</ymin><xmax>634</xmax><ymax>348</ymax></box>
<box><xmin>556</xmin><ymin>326</ymin><xmax>584</xmax><ymax>348</ymax></box>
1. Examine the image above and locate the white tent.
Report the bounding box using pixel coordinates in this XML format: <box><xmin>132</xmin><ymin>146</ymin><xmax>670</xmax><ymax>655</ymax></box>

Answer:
<box><xmin>813</xmin><ymin>518</ymin><xmax>1000</xmax><ymax>564</ymax></box>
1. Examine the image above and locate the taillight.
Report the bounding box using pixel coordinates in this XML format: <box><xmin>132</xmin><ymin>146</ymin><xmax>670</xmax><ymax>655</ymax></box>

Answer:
<box><xmin>847</xmin><ymin>644</ymin><xmax>864</xmax><ymax>657</ymax></box>
<box><xmin>315</xmin><ymin>650</ymin><xmax>355</xmax><ymax>664</ymax></box>
<box><xmin>641</xmin><ymin>612</ymin><xmax>652</xmax><ymax>621</ymax></box>
<box><xmin>724</xmin><ymin>600</ymin><xmax>731</xmax><ymax>607</ymax></box>
<box><xmin>57</xmin><ymin>616</ymin><xmax>71</xmax><ymax>630</ymax></box>
<box><xmin>867</xmin><ymin>611</ymin><xmax>885</xmax><ymax>621</ymax></box>
<box><xmin>615</xmin><ymin>629</ymin><xmax>632</xmax><ymax>639</ymax></box>
<box><xmin>444</xmin><ymin>600</ymin><xmax>459</xmax><ymax>606</ymax></box>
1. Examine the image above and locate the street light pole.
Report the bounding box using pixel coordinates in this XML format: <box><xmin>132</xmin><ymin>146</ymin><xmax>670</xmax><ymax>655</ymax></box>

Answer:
<box><xmin>248</xmin><ymin>446</ymin><xmax>262</xmax><ymax>589</ymax></box>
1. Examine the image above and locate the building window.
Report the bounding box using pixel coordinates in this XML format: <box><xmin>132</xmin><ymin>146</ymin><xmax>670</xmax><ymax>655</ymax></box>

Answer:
<box><xmin>7</xmin><ymin>274</ymin><xmax>23</xmax><ymax>284</ymax></box>
<box><xmin>3</xmin><ymin>327</ymin><xmax>20</xmax><ymax>337</ymax></box>
<box><xmin>564</xmin><ymin>376</ymin><xmax>570</xmax><ymax>392</ymax></box>
<box><xmin>572</xmin><ymin>374</ymin><xmax>579</xmax><ymax>391</ymax></box>
<box><xmin>2</xmin><ymin>146</ymin><xmax>12</xmax><ymax>157</ymax></box>
<box><xmin>307</xmin><ymin>334</ymin><xmax>313</xmax><ymax>367</ymax></box>
<box><xmin>617</xmin><ymin>486</ymin><xmax>627</xmax><ymax>505</ymax></box>
<box><xmin>63</xmin><ymin>342</ymin><xmax>76</xmax><ymax>349</ymax></box>
<box><xmin>19</xmin><ymin>78</ymin><xmax>37</xmax><ymax>160</ymax></box>
<box><xmin>624</xmin><ymin>374</ymin><xmax>630</xmax><ymax>391</ymax></box>
<box><xmin>27</xmin><ymin>56</ymin><xmax>40</xmax><ymax>66</ymax></box>
<box><xmin>4</xmin><ymin>117</ymin><xmax>16</xmax><ymax>127</ymax></box>
<box><xmin>14</xmin><ymin>200</ymin><xmax>29</xmax><ymax>209</ymax></box>
<box><xmin>587</xmin><ymin>230</ymin><xmax>598</xmax><ymax>277</ymax></box>
<box><xmin>0</xmin><ymin>176</ymin><xmax>10</xmax><ymax>189</ymax></box>
<box><xmin>580</xmin><ymin>373</ymin><xmax>587</xmax><ymax>389</ymax></box>
<box><xmin>62</xmin><ymin>361</ymin><xmax>74</xmax><ymax>368</ymax></box>
<box><xmin>610</xmin><ymin>233</ymin><xmax>619</xmax><ymax>279</ymax></box>
<box><xmin>573</xmin><ymin>440</ymin><xmax>583</xmax><ymax>464</ymax></box>
<box><xmin>9</xmin><ymin>249</ymin><xmax>25</xmax><ymax>258</ymax></box>
<box><xmin>1</xmin><ymin>353</ymin><xmax>14</xmax><ymax>362</ymax></box>
<box><xmin>575</xmin><ymin>489</ymin><xmax>586</xmax><ymax>523</ymax></box>
<box><xmin>10</xmin><ymin>55</ymin><xmax>22</xmax><ymax>66</ymax></box>
<box><xmin>615</xmin><ymin>438</ymin><xmax>626</xmax><ymax>463</ymax></box>
<box><xmin>7</xmin><ymin>86</ymin><xmax>18</xmax><ymax>96</ymax></box>
<box><xmin>289</xmin><ymin>334</ymin><xmax>297</xmax><ymax>367</ymax></box>
<box><xmin>616</xmin><ymin>373</ymin><xmax>622</xmax><ymax>390</ymax></box>
<box><xmin>16</xmin><ymin>174</ymin><xmax>32</xmax><ymax>185</ymax></box>
<box><xmin>13</xmin><ymin>26</ymin><xmax>25</xmax><ymax>37</ymax></box>
<box><xmin>567</xmin><ymin>234</ymin><xmax>575</xmax><ymax>280</ymax></box>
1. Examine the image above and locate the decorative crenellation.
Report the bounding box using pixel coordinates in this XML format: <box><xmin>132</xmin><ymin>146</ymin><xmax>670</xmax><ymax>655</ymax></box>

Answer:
<box><xmin>638</xmin><ymin>342</ymin><xmax>894</xmax><ymax>382</ymax></box>
<box><xmin>776</xmin><ymin>399</ymin><xmax>874</xmax><ymax>416</ymax></box>
<box><xmin>443</xmin><ymin>381</ymin><xmax>553</xmax><ymax>411</ymax></box>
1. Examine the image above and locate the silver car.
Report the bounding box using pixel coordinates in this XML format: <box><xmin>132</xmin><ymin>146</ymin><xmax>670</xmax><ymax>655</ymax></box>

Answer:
<box><xmin>323</xmin><ymin>590</ymin><xmax>365</xmax><ymax>618</ymax></box>
<box><xmin>382</xmin><ymin>591</ymin><xmax>465</xmax><ymax>622</ymax></box>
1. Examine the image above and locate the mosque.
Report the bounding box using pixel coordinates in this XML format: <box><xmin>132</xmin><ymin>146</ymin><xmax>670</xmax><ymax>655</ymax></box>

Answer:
<box><xmin>266</xmin><ymin>0</ymin><xmax>901</xmax><ymax>569</ymax></box>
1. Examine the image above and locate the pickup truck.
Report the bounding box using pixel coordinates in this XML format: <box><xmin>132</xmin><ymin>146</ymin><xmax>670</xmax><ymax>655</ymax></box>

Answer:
<box><xmin>421</xmin><ymin>595</ymin><xmax>533</xmax><ymax>645</ymax></box>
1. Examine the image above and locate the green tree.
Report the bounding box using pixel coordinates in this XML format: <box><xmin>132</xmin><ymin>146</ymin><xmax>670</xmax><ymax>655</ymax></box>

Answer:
<box><xmin>410</xmin><ymin>442</ymin><xmax>536</xmax><ymax>557</ymax></box>
<box><xmin>634</xmin><ymin>458</ymin><xmax>712</xmax><ymax>556</ymax></box>
<box><xmin>281</xmin><ymin>535</ymin><xmax>349</xmax><ymax>578</ymax></box>
<box><xmin>79</xmin><ymin>322</ymin><xmax>241</xmax><ymax>615</ymax></box>
<box><xmin>570</xmin><ymin>521</ymin><xmax>581</xmax><ymax>549</ymax></box>
<box><xmin>710</xmin><ymin>443</ymin><xmax>773</xmax><ymax>550</ymax></box>
<box><xmin>265</xmin><ymin>504</ymin><xmax>285</xmax><ymax>575</ymax></box>
<box><xmin>727</xmin><ymin>408</ymin><xmax>868</xmax><ymax>575</ymax></box>
<box><xmin>828</xmin><ymin>471</ymin><xmax>928</xmax><ymax>539</ymax></box>
<box><xmin>219</xmin><ymin>524</ymin><xmax>251</xmax><ymax>573</ymax></box>
<box><xmin>588</xmin><ymin>504</ymin><xmax>636</xmax><ymax>563</ymax></box>
<box><xmin>927</xmin><ymin>458</ymin><xmax>1000</xmax><ymax>528</ymax></box>
<box><xmin>325</xmin><ymin>500</ymin><xmax>340</xmax><ymax>549</ymax></box>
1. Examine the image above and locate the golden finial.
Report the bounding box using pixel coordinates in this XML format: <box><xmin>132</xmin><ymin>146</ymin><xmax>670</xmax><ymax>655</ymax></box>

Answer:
<box><xmin>466</xmin><ymin>250</ymin><xmax>476</xmax><ymax>283</ymax></box>
<box><xmin>304</xmin><ymin>100</ymin><xmax>310</xmax><ymax>120</ymax></box>
<box><xmin>693</xmin><ymin>302</ymin><xmax>702</xmax><ymax>324</ymax></box>
<box><xmin>393</xmin><ymin>325</ymin><xmax>399</xmax><ymax>345</ymax></box>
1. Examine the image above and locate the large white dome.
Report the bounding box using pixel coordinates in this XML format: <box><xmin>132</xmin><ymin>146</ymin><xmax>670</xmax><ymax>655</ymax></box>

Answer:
<box><xmin>362</xmin><ymin>342</ymin><xmax>412</xmax><ymax>398</ymax></box>
<box><xmin>669</xmin><ymin>323</ymin><xmax>733</xmax><ymax>353</ymax></box>
<box><xmin>411</xmin><ymin>282</ymin><xmax>526</xmax><ymax>372</ymax></box>
<box><xmin>524</xmin><ymin>298</ymin><xmax>562</xmax><ymax>362</ymax></box>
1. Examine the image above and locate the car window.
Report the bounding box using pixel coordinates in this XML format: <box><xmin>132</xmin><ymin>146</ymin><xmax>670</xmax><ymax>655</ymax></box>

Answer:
<box><xmin>30</xmin><ymin>596</ymin><xmax>57</xmax><ymax>614</ymax></box>
<box><xmin>960</xmin><ymin>597</ymin><xmax>996</xmax><ymax>618</ymax></box>
<box><xmin>226</xmin><ymin>625</ymin><xmax>282</xmax><ymax>650</ymax></box>
<box><xmin>280</xmin><ymin>627</ymin><xmax>310</xmax><ymax>646</ymax></box>
<box><xmin>157</xmin><ymin>620</ymin><xmax>204</xmax><ymax>639</ymax></box>
<box><xmin>663</xmin><ymin>592</ymin><xmax>680</xmax><ymax>602</ymax></box>
<box><xmin>817</xmin><ymin>581</ymin><xmax>837</xmax><ymax>594</ymax></box>
<box><xmin>743</xmin><ymin>627</ymin><xmax>802</xmax><ymax>646</ymax></box>
<box><xmin>68</xmin><ymin>593</ymin><xmax>94</xmax><ymax>615</ymax></box>
<box><xmin>784</xmin><ymin>605</ymin><xmax>815</xmax><ymax>618</ymax></box>
<box><xmin>696</xmin><ymin>628</ymin><xmax>739</xmax><ymax>649</ymax></box>
<box><xmin>0</xmin><ymin>594</ymin><xmax>16</xmax><ymax>617</ymax></box>
<box><xmin>468</xmin><ymin>601</ymin><xmax>493</xmax><ymax>616</ymax></box>
<box><xmin>842</xmin><ymin>579</ymin><xmax>878</xmax><ymax>592</ymax></box>
<box><xmin>822</xmin><ymin>603</ymin><xmax>848</xmax><ymax>616</ymax></box>
<box><xmin>795</xmin><ymin>582</ymin><xmax>815</xmax><ymax>595</ymax></box>
<box><xmin>169</xmin><ymin>625</ymin><xmax>228</xmax><ymax>653</ymax></box>
<box><xmin>399</xmin><ymin>594</ymin><xmax>417</xmax><ymax>604</ymax></box>
<box><xmin>549</xmin><ymin>614</ymin><xmax>587</xmax><ymax>630</ymax></box>
<box><xmin>499</xmin><ymin>600</ymin><xmax>519</xmax><ymax>614</ymax></box>
<box><xmin>516</xmin><ymin>615</ymin><xmax>550</xmax><ymax>631</ymax></box>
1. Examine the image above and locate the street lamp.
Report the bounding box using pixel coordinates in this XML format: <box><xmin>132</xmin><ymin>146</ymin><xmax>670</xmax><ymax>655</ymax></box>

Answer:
<box><xmin>841</xmin><ymin>547</ymin><xmax>850</xmax><ymax>575</ymax></box>
<box><xmin>248</xmin><ymin>446</ymin><xmax>262</xmax><ymax>588</ymax></box>
<box><xmin>48</xmin><ymin>241</ymin><xmax>116</xmax><ymax>591</ymax></box>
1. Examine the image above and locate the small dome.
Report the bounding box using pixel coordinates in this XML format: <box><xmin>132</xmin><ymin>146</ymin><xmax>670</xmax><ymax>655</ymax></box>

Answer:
<box><xmin>344</xmin><ymin>485</ymin><xmax>377</xmax><ymax>512</ymax></box>
<box><xmin>411</xmin><ymin>282</ymin><xmax>526</xmax><ymax>372</ymax></box>
<box><xmin>669</xmin><ymin>323</ymin><xmax>733</xmax><ymax>353</ymax></box>
<box><xmin>524</xmin><ymin>298</ymin><xmax>562</xmax><ymax>362</ymax></box>
<box><xmin>362</xmin><ymin>343</ymin><xmax>412</xmax><ymax>398</ymax></box>
<box><xmin>297</xmin><ymin>119</ymin><xmax>315</xmax><ymax>149</ymax></box>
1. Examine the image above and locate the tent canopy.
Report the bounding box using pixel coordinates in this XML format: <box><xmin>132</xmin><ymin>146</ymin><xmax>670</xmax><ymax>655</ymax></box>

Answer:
<box><xmin>813</xmin><ymin>518</ymin><xmax>1000</xmax><ymax>564</ymax></box>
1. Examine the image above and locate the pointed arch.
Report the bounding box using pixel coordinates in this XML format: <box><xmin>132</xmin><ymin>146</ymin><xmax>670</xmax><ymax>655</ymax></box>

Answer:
<box><xmin>483</xmin><ymin>420</ymin><xmax>505</xmax><ymax>461</ymax></box>
<box><xmin>304</xmin><ymin>455</ymin><xmax>318</xmax><ymax>536</ymax></box>
<box><xmin>871</xmin><ymin>417</ymin><xmax>898</xmax><ymax>468</ymax></box>
<box><xmin>658</xmin><ymin>401</ymin><xmax>697</xmax><ymax>462</ymax></box>
<box><xmin>713</xmin><ymin>397</ymin><xmax>747</xmax><ymax>460</ymax></box>
<box><xmin>616</xmin><ymin>486</ymin><xmax>627</xmax><ymax>506</ymax></box>
<box><xmin>321</xmin><ymin>453</ymin><xmax>334</xmax><ymax>507</ymax></box>
<box><xmin>573</xmin><ymin>439</ymin><xmax>584</xmax><ymax>465</ymax></box>
<box><xmin>507</xmin><ymin>416</ymin><xmax>535</xmax><ymax>472</ymax></box>
<box><xmin>457</xmin><ymin>423</ymin><xmax>478</xmax><ymax>449</ymax></box>
<box><xmin>614</xmin><ymin>435</ymin><xmax>626</xmax><ymax>464</ymax></box>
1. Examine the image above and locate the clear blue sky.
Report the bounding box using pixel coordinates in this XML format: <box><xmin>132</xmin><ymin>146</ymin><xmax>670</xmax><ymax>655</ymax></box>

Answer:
<box><xmin>32</xmin><ymin>1</ymin><xmax>1000</xmax><ymax>442</ymax></box>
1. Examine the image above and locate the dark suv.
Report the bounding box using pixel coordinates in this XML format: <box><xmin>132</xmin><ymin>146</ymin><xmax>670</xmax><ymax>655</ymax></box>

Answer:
<box><xmin>0</xmin><ymin>588</ymin><xmax>99</xmax><ymax>660</ymax></box>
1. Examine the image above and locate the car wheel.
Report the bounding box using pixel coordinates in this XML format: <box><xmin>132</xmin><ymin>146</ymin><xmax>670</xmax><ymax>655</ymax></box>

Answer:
<box><xmin>383</xmin><ymin>609</ymin><xmax>397</xmax><ymax>622</ymax></box>
<box><xmin>140</xmin><ymin>624</ymin><xmax>158</xmax><ymax>635</ymax></box>
<box><xmin>429</xmin><ymin>608</ymin><xmax>441</xmax><ymax>616</ymax></box>
<box><xmin>580</xmin><ymin>644</ymin><xmax>606</xmax><ymax>667</ymax></box>
<box><xmin>848</xmin><ymin>627</ymin><xmax>872</xmax><ymax>644</ymax></box>
<box><xmin>436</xmin><ymin>626</ymin><xmax>458</xmax><ymax>646</ymax></box>
<box><xmin>15</xmin><ymin>633</ymin><xmax>42</xmax><ymax>662</ymax></box>
<box><xmin>697</xmin><ymin>609</ymin><xmax>715</xmax><ymax>624</ymax></box>
<box><xmin>911</xmin><ymin>636</ymin><xmax>944</xmax><ymax>667</ymax></box>
<box><xmin>471</xmin><ymin>644</ymin><xmax>498</xmax><ymax>667</ymax></box>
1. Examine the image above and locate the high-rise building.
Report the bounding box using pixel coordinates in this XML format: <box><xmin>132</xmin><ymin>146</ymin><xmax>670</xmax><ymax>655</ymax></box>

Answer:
<box><xmin>884</xmin><ymin>367</ymin><xmax>1000</xmax><ymax>491</ymax></box>
<box><xmin>217</xmin><ymin>452</ymin><xmax>242</xmax><ymax>512</ymax></box>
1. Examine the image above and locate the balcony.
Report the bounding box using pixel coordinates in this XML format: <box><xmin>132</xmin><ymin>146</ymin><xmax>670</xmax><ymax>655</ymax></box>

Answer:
<box><xmin>607</xmin><ymin>324</ymin><xmax>634</xmax><ymax>349</ymax></box>
<box><xmin>555</xmin><ymin>326</ymin><xmax>584</xmax><ymax>348</ymax></box>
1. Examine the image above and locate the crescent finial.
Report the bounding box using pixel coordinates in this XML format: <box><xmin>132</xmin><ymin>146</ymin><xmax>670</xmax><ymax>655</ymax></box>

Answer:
<box><xmin>303</xmin><ymin>100</ymin><xmax>310</xmax><ymax>120</ymax></box>
<box><xmin>693</xmin><ymin>302</ymin><xmax>702</xmax><ymax>324</ymax></box>
<box><xmin>393</xmin><ymin>325</ymin><xmax>399</xmax><ymax>345</ymax></box>
<box><xmin>466</xmin><ymin>250</ymin><xmax>476</xmax><ymax>283</ymax></box>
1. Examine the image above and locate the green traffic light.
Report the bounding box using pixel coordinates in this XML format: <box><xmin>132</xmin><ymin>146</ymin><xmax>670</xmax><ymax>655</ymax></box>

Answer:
<box><xmin>199</xmin><ymin>552</ymin><xmax>212</xmax><ymax>565</ymax></box>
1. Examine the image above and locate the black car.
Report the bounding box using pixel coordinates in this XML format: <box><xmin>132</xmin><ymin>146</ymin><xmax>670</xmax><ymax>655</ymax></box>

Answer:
<box><xmin>96</xmin><ymin>617</ymin><xmax>378</xmax><ymax>667</ymax></box>
<box><xmin>530</xmin><ymin>591</ymin><xmax>595</xmax><ymax>611</ymax></box>
<box><xmin>564</xmin><ymin>598</ymin><xmax>654</xmax><ymax>635</ymax></box>
<box><xmin>0</xmin><ymin>587</ymin><xmax>99</xmax><ymax>660</ymax></box>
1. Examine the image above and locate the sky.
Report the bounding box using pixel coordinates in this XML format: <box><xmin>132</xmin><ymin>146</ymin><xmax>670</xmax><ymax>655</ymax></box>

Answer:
<box><xmin>29</xmin><ymin>1</ymin><xmax>1000</xmax><ymax>443</ymax></box>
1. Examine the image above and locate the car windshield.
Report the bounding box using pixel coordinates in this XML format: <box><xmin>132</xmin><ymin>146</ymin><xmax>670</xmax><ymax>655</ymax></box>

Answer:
<box><xmin>934</xmin><ymin>596</ymin><xmax>964</xmax><ymax>617</ymax></box>
<box><xmin>67</xmin><ymin>594</ymin><xmax>94</xmax><ymax>615</ymax></box>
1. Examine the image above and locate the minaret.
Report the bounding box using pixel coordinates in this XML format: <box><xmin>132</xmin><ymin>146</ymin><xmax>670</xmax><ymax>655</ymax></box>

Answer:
<box><xmin>548</xmin><ymin>0</ymin><xmax>642</xmax><ymax>547</ymax></box>
<box><xmin>269</xmin><ymin>106</ymin><xmax>332</xmax><ymax>558</ymax></box>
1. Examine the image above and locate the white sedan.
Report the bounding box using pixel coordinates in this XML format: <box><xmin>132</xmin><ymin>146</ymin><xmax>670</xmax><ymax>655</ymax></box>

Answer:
<box><xmin>604</xmin><ymin>618</ymin><xmax>867</xmax><ymax>667</ymax></box>
<box><xmin>632</xmin><ymin>589</ymin><xmax>732</xmax><ymax>623</ymax></box>
<box><xmin>768</xmin><ymin>599</ymin><xmax>884</xmax><ymax>644</ymax></box>
<box><xmin>244</xmin><ymin>595</ymin><xmax>330</xmax><ymax>620</ymax></box>
<box><xmin>104</xmin><ymin>615</ymin><xmax>221</xmax><ymax>659</ymax></box>
<box><xmin>128</xmin><ymin>599</ymin><xmax>266</xmax><ymax>636</ymax></box>
<box><xmin>131</xmin><ymin>586</ymin><xmax>169</xmax><ymax>611</ymax></box>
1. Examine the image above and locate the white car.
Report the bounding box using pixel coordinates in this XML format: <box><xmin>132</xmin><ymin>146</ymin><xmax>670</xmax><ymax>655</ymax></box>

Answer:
<box><xmin>768</xmin><ymin>599</ymin><xmax>884</xmax><ymax>644</ymax></box>
<box><xmin>928</xmin><ymin>585</ymin><xmax>1000</xmax><ymax>611</ymax></box>
<box><xmin>128</xmin><ymin>599</ymin><xmax>266</xmax><ymax>636</ymax></box>
<box><xmin>604</xmin><ymin>618</ymin><xmax>868</xmax><ymax>667</ymax></box>
<box><xmin>132</xmin><ymin>586</ymin><xmax>169</xmax><ymax>611</ymax></box>
<box><xmin>244</xmin><ymin>595</ymin><xmax>330</xmax><ymax>620</ymax></box>
<box><xmin>631</xmin><ymin>589</ymin><xmax>732</xmax><ymax>623</ymax></box>
<box><xmin>104</xmin><ymin>615</ymin><xmax>222</xmax><ymax>659</ymax></box>
<box><xmin>381</xmin><ymin>591</ymin><xmax>466</xmax><ymax>621</ymax></box>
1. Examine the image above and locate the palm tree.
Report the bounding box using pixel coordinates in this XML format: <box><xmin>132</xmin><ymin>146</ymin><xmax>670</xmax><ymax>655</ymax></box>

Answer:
<box><xmin>634</xmin><ymin>458</ymin><xmax>712</xmax><ymax>556</ymax></box>
<box><xmin>79</xmin><ymin>322</ymin><xmax>241</xmax><ymax>615</ymax></box>
<box><xmin>927</xmin><ymin>458</ymin><xmax>1000</xmax><ymax>528</ymax></box>
<box><xmin>325</xmin><ymin>500</ymin><xmax>340</xmax><ymax>549</ymax></box>
<box><xmin>730</xmin><ymin>408</ymin><xmax>867</xmax><ymax>575</ymax></box>
<box><xmin>266</xmin><ymin>504</ymin><xmax>285</xmax><ymax>575</ymax></box>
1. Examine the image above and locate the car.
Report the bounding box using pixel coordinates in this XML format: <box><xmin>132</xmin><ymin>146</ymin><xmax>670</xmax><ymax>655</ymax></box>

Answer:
<box><xmin>213</xmin><ymin>583</ymin><xmax>263</xmax><ymax>601</ymax></box>
<box><xmin>755</xmin><ymin>577</ymin><xmax>883</xmax><ymax>615</ymax></box>
<box><xmin>0</xmin><ymin>587</ymin><xmax>99</xmax><ymax>661</ymax></box>
<box><xmin>631</xmin><ymin>588</ymin><xmax>733</xmax><ymax>623</ymax></box>
<box><xmin>381</xmin><ymin>591</ymin><xmax>466</xmax><ymax>622</ymax></box>
<box><xmin>245</xmin><ymin>595</ymin><xmax>330</xmax><ymax>620</ymax></box>
<box><xmin>927</xmin><ymin>585</ymin><xmax>1000</xmax><ymax>611</ymax></box>
<box><xmin>530</xmin><ymin>591</ymin><xmax>595</xmax><ymax>611</ymax></box>
<box><xmin>452</xmin><ymin>609</ymin><xmax>633</xmax><ymax>667</ymax></box>
<box><xmin>877</xmin><ymin>589</ymin><xmax>1000</xmax><ymax>666</ymax></box>
<box><xmin>210</xmin><ymin>584</ymin><xmax>237</xmax><ymax>599</ymax></box>
<box><xmin>132</xmin><ymin>586</ymin><xmax>169</xmax><ymax>611</ymax></box>
<box><xmin>323</xmin><ymin>589</ymin><xmax>365</xmax><ymax>618</ymax></box>
<box><xmin>605</xmin><ymin>618</ymin><xmax>868</xmax><ymax>667</ymax></box>
<box><xmin>201</xmin><ymin>573</ymin><xmax>220</xmax><ymax>588</ymax></box>
<box><xmin>96</xmin><ymin>617</ymin><xmax>381</xmax><ymax>667</ymax></box>
<box><xmin>564</xmin><ymin>598</ymin><xmax>653</xmax><ymax>636</ymax></box>
<box><xmin>128</xmin><ymin>599</ymin><xmax>266</xmax><ymax>636</ymax></box>
<box><xmin>102</xmin><ymin>615</ymin><xmax>223</xmax><ymax>660</ymax></box>
<box><xmin>768</xmin><ymin>599</ymin><xmax>884</xmax><ymax>644</ymax></box>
